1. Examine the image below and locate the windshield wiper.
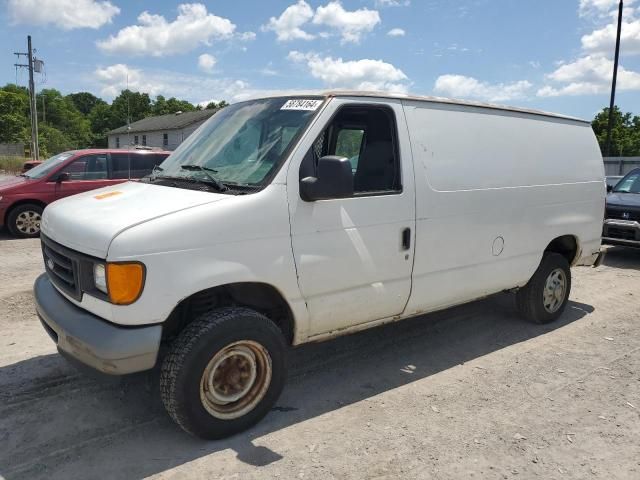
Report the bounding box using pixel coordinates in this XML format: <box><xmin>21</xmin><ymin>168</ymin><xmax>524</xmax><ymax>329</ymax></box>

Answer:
<box><xmin>180</xmin><ymin>165</ymin><xmax>228</xmax><ymax>192</ymax></box>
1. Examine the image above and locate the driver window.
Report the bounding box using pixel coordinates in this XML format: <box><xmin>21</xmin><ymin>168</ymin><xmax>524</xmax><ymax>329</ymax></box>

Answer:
<box><xmin>303</xmin><ymin>106</ymin><xmax>401</xmax><ymax>195</ymax></box>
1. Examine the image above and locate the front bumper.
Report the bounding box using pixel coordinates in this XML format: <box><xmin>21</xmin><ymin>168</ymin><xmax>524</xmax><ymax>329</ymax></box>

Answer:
<box><xmin>34</xmin><ymin>273</ymin><xmax>162</xmax><ymax>375</ymax></box>
<box><xmin>602</xmin><ymin>219</ymin><xmax>640</xmax><ymax>248</ymax></box>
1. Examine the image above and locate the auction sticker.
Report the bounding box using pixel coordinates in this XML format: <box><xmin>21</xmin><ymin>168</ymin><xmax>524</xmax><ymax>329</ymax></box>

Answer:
<box><xmin>94</xmin><ymin>191</ymin><xmax>122</xmax><ymax>200</ymax></box>
<box><xmin>281</xmin><ymin>99</ymin><xmax>323</xmax><ymax>111</ymax></box>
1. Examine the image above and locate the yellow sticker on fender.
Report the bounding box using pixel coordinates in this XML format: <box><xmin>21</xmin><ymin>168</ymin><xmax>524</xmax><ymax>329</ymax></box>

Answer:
<box><xmin>94</xmin><ymin>191</ymin><xmax>122</xmax><ymax>200</ymax></box>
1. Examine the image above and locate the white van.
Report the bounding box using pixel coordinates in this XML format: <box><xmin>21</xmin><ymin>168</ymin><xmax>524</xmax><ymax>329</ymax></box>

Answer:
<box><xmin>34</xmin><ymin>92</ymin><xmax>605</xmax><ymax>439</ymax></box>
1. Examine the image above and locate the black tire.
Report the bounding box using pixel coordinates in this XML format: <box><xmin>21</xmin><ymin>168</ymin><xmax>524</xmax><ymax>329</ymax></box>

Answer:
<box><xmin>159</xmin><ymin>307</ymin><xmax>287</xmax><ymax>439</ymax></box>
<box><xmin>516</xmin><ymin>252</ymin><xmax>572</xmax><ymax>324</ymax></box>
<box><xmin>7</xmin><ymin>203</ymin><xmax>44</xmax><ymax>238</ymax></box>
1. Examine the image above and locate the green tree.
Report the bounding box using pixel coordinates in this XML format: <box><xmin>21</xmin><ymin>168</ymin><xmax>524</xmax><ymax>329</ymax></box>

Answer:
<box><xmin>38</xmin><ymin>124</ymin><xmax>74</xmax><ymax>157</ymax></box>
<box><xmin>110</xmin><ymin>89</ymin><xmax>151</xmax><ymax>127</ymax></box>
<box><xmin>0</xmin><ymin>90</ymin><xmax>29</xmax><ymax>143</ymax></box>
<box><xmin>37</xmin><ymin>89</ymin><xmax>92</xmax><ymax>148</ymax></box>
<box><xmin>205</xmin><ymin>100</ymin><xmax>228</xmax><ymax>110</ymax></box>
<box><xmin>151</xmin><ymin>95</ymin><xmax>195</xmax><ymax>115</ymax></box>
<box><xmin>592</xmin><ymin>106</ymin><xmax>640</xmax><ymax>157</ymax></box>
<box><xmin>88</xmin><ymin>102</ymin><xmax>113</xmax><ymax>147</ymax></box>
<box><xmin>67</xmin><ymin>92</ymin><xmax>105</xmax><ymax>116</ymax></box>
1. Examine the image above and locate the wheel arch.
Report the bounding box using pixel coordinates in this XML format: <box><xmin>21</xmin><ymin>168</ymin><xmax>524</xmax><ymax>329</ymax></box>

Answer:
<box><xmin>161</xmin><ymin>281</ymin><xmax>296</xmax><ymax>345</ymax></box>
<box><xmin>544</xmin><ymin>235</ymin><xmax>580</xmax><ymax>266</ymax></box>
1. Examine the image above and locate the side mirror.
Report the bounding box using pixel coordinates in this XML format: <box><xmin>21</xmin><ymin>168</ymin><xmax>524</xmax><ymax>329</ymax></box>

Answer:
<box><xmin>56</xmin><ymin>172</ymin><xmax>70</xmax><ymax>183</ymax></box>
<box><xmin>606</xmin><ymin>184</ymin><xmax>613</xmax><ymax>193</ymax></box>
<box><xmin>300</xmin><ymin>156</ymin><xmax>354</xmax><ymax>201</ymax></box>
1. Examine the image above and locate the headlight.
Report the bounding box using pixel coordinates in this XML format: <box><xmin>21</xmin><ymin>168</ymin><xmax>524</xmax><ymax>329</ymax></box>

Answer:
<box><xmin>94</xmin><ymin>264</ymin><xmax>107</xmax><ymax>293</ymax></box>
<box><xmin>106</xmin><ymin>262</ymin><xmax>146</xmax><ymax>305</ymax></box>
<box><xmin>93</xmin><ymin>262</ymin><xmax>145</xmax><ymax>305</ymax></box>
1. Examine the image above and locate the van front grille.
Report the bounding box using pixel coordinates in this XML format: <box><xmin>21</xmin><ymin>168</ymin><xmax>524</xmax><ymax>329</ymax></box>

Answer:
<box><xmin>41</xmin><ymin>235</ymin><xmax>81</xmax><ymax>300</ymax></box>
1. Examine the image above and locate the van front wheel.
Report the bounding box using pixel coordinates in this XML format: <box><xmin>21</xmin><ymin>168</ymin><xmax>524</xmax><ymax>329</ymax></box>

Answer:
<box><xmin>516</xmin><ymin>253</ymin><xmax>571</xmax><ymax>324</ymax></box>
<box><xmin>159</xmin><ymin>307</ymin><xmax>287</xmax><ymax>439</ymax></box>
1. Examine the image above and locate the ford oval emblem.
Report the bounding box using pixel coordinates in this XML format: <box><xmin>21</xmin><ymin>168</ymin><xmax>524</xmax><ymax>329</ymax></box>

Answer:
<box><xmin>622</xmin><ymin>212</ymin><xmax>630</xmax><ymax>220</ymax></box>
<box><xmin>46</xmin><ymin>258</ymin><xmax>55</xmax><ymax>270</ymax></box>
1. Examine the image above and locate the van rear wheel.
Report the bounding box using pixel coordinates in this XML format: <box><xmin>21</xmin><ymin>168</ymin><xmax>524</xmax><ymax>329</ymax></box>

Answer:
<box><xmin>159</xmin><ymin>307</ymin><xmax>287</xmax><ymax>439</ymax></box>
<box><xmin>516</xmin><ymin>253</ymin><xmax>571</xmax><ymax>324</ymax></box>
<box><xmin>7</xmin><ymin>203</ymin><xmax>43</xmax><ymax>238</ymax></box>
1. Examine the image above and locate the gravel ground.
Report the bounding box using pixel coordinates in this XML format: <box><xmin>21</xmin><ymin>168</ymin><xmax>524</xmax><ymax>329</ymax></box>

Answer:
<box><xmin>1</xmin><ymin>234</ymin><xmax>639</xmax><ymax>480</ymax></box>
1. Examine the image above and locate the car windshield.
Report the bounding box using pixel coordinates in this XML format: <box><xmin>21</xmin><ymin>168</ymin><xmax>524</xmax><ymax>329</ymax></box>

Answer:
<box><xmin>156</xmin><ymin>97</ymin><xmax>323</xmax><ymax>188</ymax></box>
<box><xmin>613</xmin><ymin>171</ymin><xmax>640</xmax><ymax>194</ymax></box>
<box><xmin>23</xmin><ymin>152</ymin><xmax>75</xmax><ymax>179</ymax></box>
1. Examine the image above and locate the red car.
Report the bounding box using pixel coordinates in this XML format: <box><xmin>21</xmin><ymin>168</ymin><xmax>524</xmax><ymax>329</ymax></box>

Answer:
<box><xmin>0</xmin><ymin>149</ymin><xmax>170</xmax><ymax>238</ymax></box>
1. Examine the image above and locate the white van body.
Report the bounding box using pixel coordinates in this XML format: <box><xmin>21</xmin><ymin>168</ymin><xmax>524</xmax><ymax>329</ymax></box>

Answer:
<box><xmin>34</xmin><ymin>91</ymin><xmax>605</xmax><ymax>438</ymax></box>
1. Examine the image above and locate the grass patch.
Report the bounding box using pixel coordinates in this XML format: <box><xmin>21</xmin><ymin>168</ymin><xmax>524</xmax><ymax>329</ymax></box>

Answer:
<box><xmin>0</xmin><ymin>156</ymin><xmax>26</xmax><ymax>174</ymax></box>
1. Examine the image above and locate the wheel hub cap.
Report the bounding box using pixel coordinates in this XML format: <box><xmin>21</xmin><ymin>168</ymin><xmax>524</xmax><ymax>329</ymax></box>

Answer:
<box><xmin>543</xmin><ymin>268</ymin><xmax>567</xmax><ymax>313</ymax></box>
<box><xmin>200</xmin><ymin>340</ymin><xmax>272</xmax><ymax>420</ymax></box>
<box><xmin>16</xmin><ymin>210</ymin><xmax>41</xmax><ymax>235</ymax></box>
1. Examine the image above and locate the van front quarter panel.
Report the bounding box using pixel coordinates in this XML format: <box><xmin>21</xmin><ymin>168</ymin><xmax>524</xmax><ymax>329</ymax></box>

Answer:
<box><xmin>105</xmin><ymin>184</ymin><xmax>310</xmax><ymax>342</ymax></box>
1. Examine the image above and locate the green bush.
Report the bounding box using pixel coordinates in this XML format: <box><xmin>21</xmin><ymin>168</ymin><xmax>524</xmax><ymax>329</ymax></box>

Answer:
<box><xmin>0</xmin><ymin>155</ymin><xmax>25</xmax><ymax>173</ymax></box>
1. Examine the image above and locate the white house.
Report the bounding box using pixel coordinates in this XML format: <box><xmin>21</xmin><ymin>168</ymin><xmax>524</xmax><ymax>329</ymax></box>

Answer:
<box><xmin>107</xmin><ymin>109</ymin><xmax>218</xmax><ymax>151</ymax></box>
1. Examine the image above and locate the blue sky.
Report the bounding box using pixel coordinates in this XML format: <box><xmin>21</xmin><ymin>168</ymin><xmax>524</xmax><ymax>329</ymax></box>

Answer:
<box><xmin>1</xmin><ymin>0</ymin><xmax>639</xmax><ymax>120</ymax></box>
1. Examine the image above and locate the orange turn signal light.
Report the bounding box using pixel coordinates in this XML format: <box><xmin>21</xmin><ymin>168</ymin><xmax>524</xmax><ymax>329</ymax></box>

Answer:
<box><xmin>106</xmin><ymin>262</ymin><xmax>145</xmax><ymax>305</ymax></box>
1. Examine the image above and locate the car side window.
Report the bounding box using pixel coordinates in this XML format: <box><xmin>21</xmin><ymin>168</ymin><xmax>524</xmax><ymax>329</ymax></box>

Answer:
<box><xmin>302</xmin><ymin>106</ymin><xmax>401</xmax><ymax>195</ymax></box>
<box><xmin>110</xmin><ymin>153</ymin><xmax>164</xmax><ymax>179</ymax></box>
<box><xmin>63</xmin><ymin>155</ymin><xmax>108</xmax><ymax>180</ymax></box>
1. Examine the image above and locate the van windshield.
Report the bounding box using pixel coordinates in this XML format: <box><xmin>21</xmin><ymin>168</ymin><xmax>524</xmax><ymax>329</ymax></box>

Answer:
<box><xmin>23</xmin><ymin>152</ymin><xmax>75</xmax><ymax>179</ymax></box>
<box><xmin>156</xmin><ymin>97</ymin><xmax>323</xmax><ymax>189</ymax></box>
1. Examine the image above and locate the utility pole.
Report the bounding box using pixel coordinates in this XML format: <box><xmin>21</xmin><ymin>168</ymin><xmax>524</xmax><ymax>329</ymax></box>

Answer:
<box><xmin>605</xmin><ymin>0</ymin><xmax>623</xmax><ymax>157</ymax></box>
<box><xmin>13</xmin><ymin>36</ymin><xmax>40</xmax><ymax>160</ymax></box>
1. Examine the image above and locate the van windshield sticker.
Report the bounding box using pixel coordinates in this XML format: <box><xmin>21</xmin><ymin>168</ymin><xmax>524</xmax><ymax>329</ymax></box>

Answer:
<box><xmin>281</xmin><ymin>99</ymin><xmax>323</xmax><ymax>111</ymax></box>
<box><xmin>94</xmin><ymin>191</ymin><xmax>122</xmax><ymax>200</ymax></box>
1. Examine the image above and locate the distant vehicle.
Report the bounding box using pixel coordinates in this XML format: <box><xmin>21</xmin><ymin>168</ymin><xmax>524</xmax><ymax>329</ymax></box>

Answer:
<box><xmin>606</xmin><ymin>175</ymin><xmax>623</xmax><ymax>192</ymax></box>
<box><xmin>0</xmin><ymin>149</ymin><xmax>170</xmax><ymax>238</ymax></box>
<box><xmin>33</xmin><ymin>92</ymin><xmax>605</xmax><ymax>439</ymax></box>
<box><xmin>22</xmin><ymin>160</ymin><xmax>44</xmax><ymax>172</ymax></box>
<box><xmin>603</xmin><ymin>168</ymin><xmax>640</xmax><ymax>248</ymax></box>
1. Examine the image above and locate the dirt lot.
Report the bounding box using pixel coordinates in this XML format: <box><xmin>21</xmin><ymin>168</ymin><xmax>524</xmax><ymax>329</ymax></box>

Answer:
<box><xmin>1</xmin><ymin>232</ymin><xmax>639</xmax><ymax>480</ymax></box>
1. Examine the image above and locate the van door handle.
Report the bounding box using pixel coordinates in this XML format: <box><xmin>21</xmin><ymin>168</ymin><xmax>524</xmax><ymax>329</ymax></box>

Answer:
<box><xmin>401</xmin><ymin>228</ymin><xmax>411</xmax><ymax>250</ymax></box>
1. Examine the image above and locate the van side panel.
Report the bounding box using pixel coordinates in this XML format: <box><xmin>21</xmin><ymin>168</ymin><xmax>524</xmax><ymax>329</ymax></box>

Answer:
<box><xmin>402</xmin><ymin>101</ymin><xmax>604</xmax><ymax>316</ymax></box>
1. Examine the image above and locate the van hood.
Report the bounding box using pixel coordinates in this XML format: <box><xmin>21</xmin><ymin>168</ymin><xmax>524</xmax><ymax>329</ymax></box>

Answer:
<box><xmin>42</xmin><ymin>181</ymin><xmax>228</xmax><ymax>258</ymax></box>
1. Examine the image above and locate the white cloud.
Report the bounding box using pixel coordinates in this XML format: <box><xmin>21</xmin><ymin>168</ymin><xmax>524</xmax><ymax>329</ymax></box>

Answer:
<box><xmin>93</xmin><ymin>63</ymin><xmax>303</xmax><ymax>105</ymax></box>
<box><xmin>198</xmin><ymin>54</ymin><xmax>217</xmax><ymax>73</ymax></box>
<box><xmin>97</xmin><ymin>3</ymin><xmax>236</xmax><ymax>56</ymax></box>
<box><xmin>538</xmin><ymin>1</ymin><xmax>640</xmax><ymax>97</ymax></box>
<box><xmin>579</xmin><ymin>0</ymin><xmax>635</xmax><ymax>17</ymax></box>
<box><xmin>263</xmin><ymin>0</ymin><xmax>315</xmax><ymax>41</ymax></box>
<box><xmin>537</xmin><ymin>55</ymin><xmax>640</xmax><ymax>96</ymax></box>
<box><xmin>375</xmin><ymin>0</ymin><xmax>410</xmax><ymax>6</ymax></box>
<box><xmin>263</xmin><ymin>1</ymin><xmax>380</xmax><ymax>44</ymax></box>
<box><xmin>313</xmin><ymin>1</ymin><xmax>380</xmax><ymax>44</ymax></box>
<box><xmin>288</xmin><ymin>51</ymin><xmax>409</xmax><ymax>92</ymax></box>
<box><xmin>239</xmin><ymin>31</ymin><xmax>257</xmax><ymax>41</ymax></box>
<box><xmin>387</xmin><ymin>28</ymin><xmax>406</xmax><ymax>37</ymax></box>
<box><xmin>7</xmin><ymin>0</ymin><xmax>119</xmax><ymax>30</ymax></box>
<box><xmin>581</xmin><ymin>19</ymin><xmax>640</xmax><ymax>56</ymax></box>
<box><xmin>433</xmin><ymin>75</ymin><xmax>533</xmax><ymax>102</ymax></box>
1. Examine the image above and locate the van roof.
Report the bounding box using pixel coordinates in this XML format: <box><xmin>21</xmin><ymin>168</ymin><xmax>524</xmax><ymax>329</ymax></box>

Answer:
<box><xmin>253</xmin><ymin>90</ymin><xmax>589</xmax><ymax>124</ymax></box>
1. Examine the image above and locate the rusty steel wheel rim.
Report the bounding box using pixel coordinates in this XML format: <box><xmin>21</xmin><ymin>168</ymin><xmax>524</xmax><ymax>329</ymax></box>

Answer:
<box><xmin>16</xmin><ymin>210</ymin><xmax>41</xmax><ymax>235</ymax></box>
<box><xmin>543</xmin><ymin>268</ymin><xmax>567</xmax><ymax>314</ymax></box>
<box><xmin>200</xmin><ymin>340</ymin><xmax>272</xmax><ymax>420</ymax></box>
